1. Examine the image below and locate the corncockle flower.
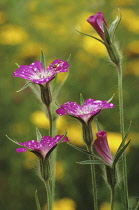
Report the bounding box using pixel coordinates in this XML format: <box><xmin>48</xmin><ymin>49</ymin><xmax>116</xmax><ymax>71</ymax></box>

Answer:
<box><xmin>56</xmin><ymin>99</ymin><xmax>114</xmax><ymax>124</ymax></box>
<box><xmin>94</xmin><ymin>131</ymin><xmax>113</xmax><ymax>165</ymax></box>
<box><xmin>16</xmin><ymin>135</ymin><xmax>69</xmax><ymax>159</ymax></box>
<box><xmin>87</xmin><ymin>12</ymin><xmax>107</xmax><ymax>41</ymax></box>
<box><xmin>13</xmin><ymin>59</ymin><xmax>69</xmax><ymax>85</ymax></box>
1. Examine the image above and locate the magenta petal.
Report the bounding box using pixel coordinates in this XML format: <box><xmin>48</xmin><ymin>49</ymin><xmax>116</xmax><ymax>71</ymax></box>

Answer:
<box><xmin>94</xmin><ymin>131</ymin><xmax>113</xmax><ymax>165</ymax></box>
<box><xmin>13</xmin><ymin>59</ymin><xmax>69</xmax><ymax>84</ymax></box>
<box><xmin>16</xmin><ymin>148</ymin><xmax>27</xmax><ymax>153</ymax></box>
<box><xmin>56</xmin><ymin>108</ymin><xmax>67</xmax><ymax>116</ymax></box>
<box><xmin>56</xmin><ymin>98</ymin><xmax>114</xmax><ymax>123</ymax></box>
<box><xmin>47</xmin><ymin>59</ymin><xmax>69</xmax><ymax>73</ymax></box>
<box><xmin>87</xmin><ymin>12</ymin><xmax>107</xmax><ymax>40</ymax></box>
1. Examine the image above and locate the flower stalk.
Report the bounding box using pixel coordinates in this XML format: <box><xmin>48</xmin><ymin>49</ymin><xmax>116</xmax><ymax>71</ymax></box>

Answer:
<box><xmin>105</xmin><ymin>166</ymin><xmax>116</xmax><ymax>210</ymax></box>
<box><xmin>86</xmin><ymin>145</ymin><xmax>98</xmax><ymax>210</ymax></box>
<box><xmin>82</xmin><ymin>122</ymin><xmax>98</xmax><ymax>210</ymax></box>
<box><xmin>117</xmin><ymin>63</ymin><xmax>129</xmax><ymax>209</ymax></box>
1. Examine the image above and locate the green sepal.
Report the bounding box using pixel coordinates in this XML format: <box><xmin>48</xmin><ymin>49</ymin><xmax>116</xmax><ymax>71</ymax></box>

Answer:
<box><xmin>57</xmin><ymin>131</ymin><xmax>68</xmax><ymax>145</ymax></box>
<box><xmin>103</xmin><ymin>23</ymin><xmax>111</xmax><ymax>45</ymax></box>
<box><xmin>75</xmin><ymin>29</ymin><xmax>104</xmax><ymax>44</ymax></box>
<box><xmin>15</xmin><ymin>63</ymin><xmax>20</xmax><ymax>67</ymax></box>
<box><xmin>113</xmin><ymin>140</ymin><xmax>130</xmax><ymax>166</ymax></box>
<box><xmin>40</xmin><ymin>49</ymin><xmax>46</xmax><ymax>70</ymax></box>
<box><xmin>36</xmin><ymin>128</ymin><xmax>42</xmax><ymax>142</ymax></box>
<box><xmin>67</xmin><ymin>54</ymin><xmax>71</xmax><ymax>62</ymax></box>
<box><xmin>107</xmin><ymin>93</ymin><xmax>115</xmax><ymax>103</ymax></box>
<box><xmin>35</xmin><ymin>190</ymin><xmax>41</xmax><ymax>210</ymax></box>
<box><xmin>16</xmin><ymin>81</ymin><xmax>32</xmax><ymax>92</ymax></box>
<box><xmin>95</xmin><ymin>118</ymin><xmax>101</xmax><ymax>132</ymax></box>
<box><xmin>80</xmin><ymin>93</ymin><xmax>84</xmax><ymax>105</ymax></box>
<box><xmin>109</xmin><ymin>9</ymin><xmax>122</xmax><ymax>41</ymax></box>
<box><xmin>6</xmin><ymin>135</ymin><xmax>19</xmax><ymax>145</ymax></box>
<box><xmin>77</xmin><ymin>160</ymin><xmax>106</xmax><ymax>165</ymax></box>
<box><xmin>6</xmin><ymin>135</ymin><xmax>32</xmax><ymax>152</ymax></box>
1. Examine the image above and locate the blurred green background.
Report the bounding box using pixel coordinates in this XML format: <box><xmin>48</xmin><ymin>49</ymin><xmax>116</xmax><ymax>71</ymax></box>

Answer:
<box><xmin>1</xmin><ymin>0</ymin><xmax>139</xmax><ymax>209</ymax></box>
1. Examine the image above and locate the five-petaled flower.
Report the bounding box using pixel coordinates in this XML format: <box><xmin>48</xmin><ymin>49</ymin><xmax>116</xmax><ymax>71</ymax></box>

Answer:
<box><xmin>87</xmin><ymin>12</ymin><xmax>107</xmax><ymax>41</ymax></box>
<box><xmin>13</xmin><ymin>60</ymin><xmax>69</xmax><ymax>85</ymax></box>
<box><xmin>94</xmin><ymin>131</ymin><xmax>113</xmax><ymax>165</ymax></box>
<box><xmin>56</xmin><ymin>99</ymin><xmax>114</xmax><ymax>124</ymax></box>
<box><xmin>16</xmin><ymin>135</ymin><xmax>69</xmax><ymax>159</ymax></box>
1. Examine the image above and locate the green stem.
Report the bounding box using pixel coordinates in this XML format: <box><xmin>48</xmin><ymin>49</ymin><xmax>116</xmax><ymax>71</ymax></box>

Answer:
<box><xmin>44</xmin><ymin>180</ymin><xmax>52</xmax><ymax>210</ymax></box>
<box><xmin>87</xmin><ymin>145</ymin><xmax>98</xmax><ymax>210</ymax></box>
<box><xmin>110</xmin><ymin>187</ymin><xmax>115</xmax><ymax>210</ymax></box>
<box><xmin>47</xmin><ymin>105</ymin><xmax>53</xmax><ymax>137</ymax></box>
<box><xmin>117</xmin><ymin>63</ymin><xmax>129</xmax><ymax>209</ymax></box>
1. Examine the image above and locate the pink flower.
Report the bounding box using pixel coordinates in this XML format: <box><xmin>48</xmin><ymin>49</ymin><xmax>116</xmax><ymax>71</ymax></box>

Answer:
<box><xmin>87</xmin><ymin>12</ymin><xmax>107</xmax><ymax>40</ymax></box>
<box><xmin>13</xmin><ymin>60</ymin><xmax>69</xmax><ymax>85</ymax></box>
<box><xmin>56</xmin><ymin>99</ymin><xmax>114</xmax><ymax>124</ymax></box>
<box><xmin>94</xmin><ymin>131</ymin><xmax>113</xmax><ymax>165</ymax></box>
<box><xmin>16</xmin><ymin>135</ymin><xmax>69</xmax><ymax>159</ymax></box>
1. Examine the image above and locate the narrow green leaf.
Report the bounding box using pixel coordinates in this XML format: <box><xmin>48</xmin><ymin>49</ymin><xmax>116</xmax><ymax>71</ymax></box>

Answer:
<box><xmin>115</xmin><ymin>121</ymin><xmax>132</xmax><ymax>155</ymax></box>
<box><xmin>36</xmin><ymin>128</ymin><xmax>42</xmax><ymax>142</ymax></box>
<box><xmin>6</xmin><ymin>135</ymin><xmax>32</xmax><ymax>152</ymax></box>
<box><xmin>135</xmin><ymin>201</ymin><xmax>139</xmax><ymax>210</ymax></box>
<box><xmin>35</xmin><ymin>190</ymin><xmax>41</xmax><ymax>210</ymax></box>
<box><xmin>103</xmin><ymin>23</ymin><xmax>111</xmax><ymax>44</ymax></box>
<box><xmin>77</xmin><ymin>160</ymin><xmax>106</xmax><ymax>165</ymax></box>
<box><xmin>75</xmin><ymin>29</ymin><xmax>105</xmax><ymax>44</ymax></box>
<box><xmin>40</xmin><ymin>49</ymin><xmax>46</xmax><ymax>70</ymax></box>
<box><xmin>113</xmin><ymin>140</ymin><xmax>131</xmax><ymax>166</ymax></box>
<box><xmin>29</xmin><ymin>83</ymin><xmax>41</xmax><ymax>101</ymax></box>
<box><xmin>109</xmin><ymin>9</ymin><xmax>122</xmax><ymax>40</ymax></box>
<box><xmin>16</xmin><ymin>81</ymin><xmax>32</xmax><ymax>92</ymax></box>
<box><xmin>95</xmin><ymin>118</ymin><xmax>101</xmax><ymax>132</ymax></box>
<box><xmin>80</xmin><ymin>93</ymin><xmax>84</xmax><ymax>105</ymax></box>
<box><xmin>67</xmin><ymin>143</ymin><xmax>97</xmax><ymax>158</ymax></box>
<box><xmin>107</xmin><ymin>93</ymin><xmax>115</xmax><ymax>103</ymax></box>
<box><xmin>54</xmin><ymin>72</ymin><xmax>69</xmax><ymax>100</ymax></box>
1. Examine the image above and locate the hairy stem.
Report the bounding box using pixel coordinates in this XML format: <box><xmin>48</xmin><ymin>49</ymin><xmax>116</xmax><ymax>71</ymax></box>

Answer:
<box><xmin>117</xmin><ymin>63</ymin><xmax>129</xmax><ymax>209</ymax></box>
<box><xmin>87</xmin><ymin>145</ymin><xmax>98</xmax><ymax>210</ymax></box>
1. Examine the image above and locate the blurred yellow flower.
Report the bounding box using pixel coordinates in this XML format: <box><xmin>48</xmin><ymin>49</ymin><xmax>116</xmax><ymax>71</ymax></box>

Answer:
<box><xmin>0</xmin><ymin>25</ymin><xmax>28</xmax><ymax>45</ymax></box>
<box><xmin>76</xmin><ymin>12</ymin><xmax>94</xmax><ymax>33</ymax></box>
<box><xmin>30</xmin><ymin>110</ymin><xmax>68</xmax><ymax>130</ymax></box>
<box><xmin>27</xmin><ymin>0</ymin><xmax>38</xmax><ymax>12</ymax></box>
<box><xmin>126</xmin><ymin>40</ymin><xmax>139</xmax><ymax>57</ymax></box>
<box><xmin>75</xmin><ymin>51</ymin><xmax>98</xmax><ymax>68</ymax></box>
<box><xmin>66</xmin><ymin>124</ymin><xmax>84</xmax><ymax>146</ymax></box>
<box><xmin>20</xmin><ymin>42</ymin><xmax>44</xmax><ymax>59</ymax></box>
<box><xmin>83</xmin><ymin>35</ymin><xmax>106</xmax><ymax>57</ymax></box>
<box><xmin>55</xmin><ymin>161</ymin><xmax>64</xmax><ymax>180</ymax></box>
<box><xmin>120</xmin><ymin>9</ymin><xmax>139</xmax><ymax>33</ymax></box>
<box><xmin>56</xmin><ymin>72</ymin><xmax>68</xmax><ymax>83</ymax></box>
<box><xmin>53</xmin><ymin>198</ymin><xmax>76</xmax><ymax>210</ymax></box>
<box><xmin>0</xmin><ymin>11</ymin><xmax>6</xmax><ymax>24</ymax></box>
<box><xmin>100</xmin><ymin>202</ymin><xmax>110</xmax><ymax>210</ymax></box>
<box><xmin>112</xmin><ymin>0</ymin><xmax>136</xmax><ymax>6</ymax></box>
<box><xmin>126</xmin><ymin>61</ymin><xmax>139</xmax><ymax>76</ymax></box>
<box><xmin>30</xmin><ymin>110</ymin><xmax>49</xmax><ymax>129</ymax></box>
<box><xmin>107</xmin><ymin>132</ymin><xmax>122</xmax><ymax>153</ymax></box>
<box><xmin>31</xmin><ymin>15</ymin><xmax>54</xmax><ymax>30</ymax></box>
<box><xmin>23</xmin><ymin>151</ymin><xmax>37</xmax><ymax>169</ymax></box>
